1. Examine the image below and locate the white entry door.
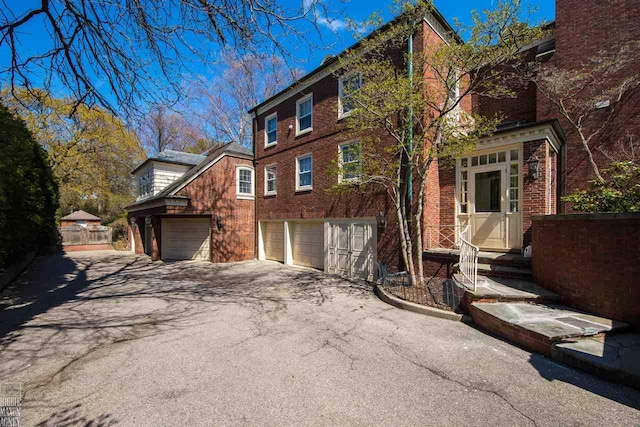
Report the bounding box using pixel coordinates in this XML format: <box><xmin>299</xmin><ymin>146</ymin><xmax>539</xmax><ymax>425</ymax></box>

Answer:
<box><xmin>328</xmin><ymin>222</ymin><xmax>375</xmax><ymax>280</ymax></box>
<box><xmin>470</xmin><ymin>165</ymin><xmax>507</xmax><ymax>250</ymax></box>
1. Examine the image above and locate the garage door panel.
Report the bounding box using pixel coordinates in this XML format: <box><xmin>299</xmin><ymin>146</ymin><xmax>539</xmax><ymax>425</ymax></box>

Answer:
<box><xmin>329</xmin><ymin>221</ymin><xmax>376</xmax><ymax>280</ymax></box>
<box><xmin>292</xmin><ymin>222</ymin><xmax>324</xmax><ymax>269</ymax></box>
<box><xmin>162</xmin><ymin>218</ymin><xmax>210</xmax><ymax>261</ymax></box>
<box><xmin>263</xmin><ymin>222</ymin><xmax>284</xmax><ymax>262</ymax></box>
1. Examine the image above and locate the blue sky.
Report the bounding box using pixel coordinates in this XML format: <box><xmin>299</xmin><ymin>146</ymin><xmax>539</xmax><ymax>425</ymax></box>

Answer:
<box><xmin>291</xmin><ymin>0</ymin><xmax>555</xmax><ymax>72</ymax></box>
<box><xmin>0</xmin><ymin>0</ymin><xmax>555</xmax><ymax>114</ymax></box>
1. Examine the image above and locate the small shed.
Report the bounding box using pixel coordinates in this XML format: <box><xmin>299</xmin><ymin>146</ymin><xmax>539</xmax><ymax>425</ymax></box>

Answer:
<box><xmin>60</xmin><ymin>210</ymin><xmax>102</xmax><ymax>228</ymax></box>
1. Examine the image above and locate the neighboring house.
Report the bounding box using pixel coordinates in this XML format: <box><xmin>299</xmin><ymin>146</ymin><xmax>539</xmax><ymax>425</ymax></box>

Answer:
<box><xmin>126</xmin><ymin>143</ymin><xmax>255</xmax><ymax>262</ymax></box>
<box><xmin>248</xmin><ymin>0</ymin><xmax>637</xmax><ymax>279</ymax></box>
<box><xmin>60</xmin><ymin>210</ymin><xmax>102</xmax><ymax>228</ymax></box>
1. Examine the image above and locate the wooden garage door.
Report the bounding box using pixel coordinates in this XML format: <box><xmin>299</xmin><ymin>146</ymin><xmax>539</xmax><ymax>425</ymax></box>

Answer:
<box><xmin>328</xmin><ymin>222</ymin><xmax>376</xmax><ymax>280</ymax></box>
<box><xmin>161</xmin><ymin>218</ymin><xmax>210</xmax><ymax>261</ymax></box>
<box><xmin>292</xmin><ymin>222</ymin><xmax>324</xmax><ymax>269</ymax></box>
<box><xmin>263</xmin><ymin>222</ymin><xmax>284</xmax><ymax>262</ymax></box>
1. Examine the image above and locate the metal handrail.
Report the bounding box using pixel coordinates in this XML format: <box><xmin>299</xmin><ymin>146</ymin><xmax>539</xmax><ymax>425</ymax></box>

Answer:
<box><xmin>458</xmin><ymin>225</ymin><xmax>479</xmax><ymax>292</ymax></box>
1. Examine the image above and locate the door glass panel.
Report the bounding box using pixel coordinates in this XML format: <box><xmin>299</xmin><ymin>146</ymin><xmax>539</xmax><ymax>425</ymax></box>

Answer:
<box><xmin>475</xmin><ymin>171</ymin><xmax>501</xmax><ymax>212</ymax></box>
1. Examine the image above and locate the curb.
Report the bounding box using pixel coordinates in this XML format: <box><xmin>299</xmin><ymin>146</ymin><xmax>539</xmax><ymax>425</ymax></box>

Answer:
<box><xmin>374</xmin><ymin>284</ymin><xmax>472</xmax><ymax>323</ymax></box>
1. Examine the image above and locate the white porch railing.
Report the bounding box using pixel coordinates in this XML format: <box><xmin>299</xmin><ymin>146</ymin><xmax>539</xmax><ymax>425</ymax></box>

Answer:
<box><xmin>458</xmin><ymin>225</ymin><xmax>479</xmax><ymax>292</ymax></box>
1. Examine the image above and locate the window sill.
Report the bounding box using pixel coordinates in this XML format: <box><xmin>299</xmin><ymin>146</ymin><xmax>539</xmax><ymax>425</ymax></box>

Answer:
<box><xmin>236</xmin><ymin>194</ymin><xmax>255</xmax><ymax>200</ymax></box>
<box><xmin>265</xmin><ymin>142</ymin><xmax>277</xmax><ymax>149</ymax></box>
<box><xmin>295</xmin><ymin>186</ymin><xmax>313</xmax><ymax>193</ymax></box>
<box><xmin>338</xmin><ymin>111</ymin><xmax>353</xmax><ymax>121</ymax></box>
<box><xmin>264</xmin><ymin>192</ymin><xmax>277</xmax><ymax>197</ymax></box>
<box><xmin>295</xmin><ymin>128</ymin><xmax>313</xmax><ymax>137</ymax></box>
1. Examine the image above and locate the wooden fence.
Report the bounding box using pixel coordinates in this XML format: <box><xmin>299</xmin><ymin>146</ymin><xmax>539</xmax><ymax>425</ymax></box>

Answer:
<box><xmin>59</xmin><ymin>226</ymin><xmax>112</xmax><ymax>246</ymax></box>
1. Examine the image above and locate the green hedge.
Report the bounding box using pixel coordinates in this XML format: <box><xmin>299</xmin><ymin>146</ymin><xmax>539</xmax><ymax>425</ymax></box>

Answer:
<box><xmin>0</xmin><ymin>104</ymin><xmax>59</xmax><ymax>269</ymax></box>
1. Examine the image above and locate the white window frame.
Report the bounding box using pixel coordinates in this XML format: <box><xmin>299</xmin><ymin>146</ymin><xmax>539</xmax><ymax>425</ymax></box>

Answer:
<box><xmin>236</xmin><ymin>165</ymin><xmax>255</xmax><ymax>200</ymax></box>
<box><xmin>338</xmin><ymin>73</ymin><xmax>362</xmax><ymax>119</ymax></box>
<box><xmin>137</xmin><ymin>168</ymin><xmax>153</xmax><ymax>198</ymax></box>
<box><xmin>264</xmin><ymin>112</ymin><xmax>278</xmax><ymax>148</ymax></box>
<box><xmin>295</xmin><ymin>153</ymin><xmax>313</xmax><ymax>191</ymax></box>
<box><xmin>296</xmin><ymin>93</ymin><xmax>313</xmax><ymax>136</ymax></box>
<box><xmin>338</xmin><ymin>140</ymin><xmax>362</xmax><ymax>183</ymax></box>
<box><xmin>264</xmin><ymin>164</ymin><xmax>277</xmax><ymax>196</ymax></box>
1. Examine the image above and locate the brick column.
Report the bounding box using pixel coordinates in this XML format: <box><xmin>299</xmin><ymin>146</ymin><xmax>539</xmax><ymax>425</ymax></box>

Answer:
<box><xmin>522</xmin><ymin>139</ymin><xmax>551</xmax><ymax>246</ymax></box>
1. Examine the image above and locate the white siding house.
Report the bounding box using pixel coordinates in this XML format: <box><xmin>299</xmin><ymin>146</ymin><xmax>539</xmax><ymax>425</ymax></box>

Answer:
<box><xmin>133</xmin><ymin>150</ymin><xmax>206</xmax><ymax>201</ymax></box>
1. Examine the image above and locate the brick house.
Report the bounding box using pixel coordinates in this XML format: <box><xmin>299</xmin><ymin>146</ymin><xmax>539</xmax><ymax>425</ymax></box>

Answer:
<box><xmin>248</xmin><ymin>0</ymin><xmax>637</xmax><ymax>280</ymax></box>
<box><xmin>126</xmin><ymin>143</ymin><xmax>255</xmax><ymax>262</ymax></box>
<box><xmin>60</xmin><ymin>210</ymin><xmax>102</xmax><ymax>228</ymax></box>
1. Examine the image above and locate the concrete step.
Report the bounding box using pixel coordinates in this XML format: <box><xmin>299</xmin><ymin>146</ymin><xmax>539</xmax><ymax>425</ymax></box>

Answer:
<box><xmin>469</xmin><ymin>302</ymin><xmax>629</xmax><ymax>357</ymax></box>
<box><xmin>552</xmin><ymin>334</ymin><xmax>640</xmax><ymax>389</ymax></box>
<box><xmin>476</xmin><ymin>263</ymin><xmax>532</xmax><ymax>280</ymax></box>
<box><xmin>456</xmin><ymin>274</ymin><xmax>561</xmax><ymax>303</ymax></box>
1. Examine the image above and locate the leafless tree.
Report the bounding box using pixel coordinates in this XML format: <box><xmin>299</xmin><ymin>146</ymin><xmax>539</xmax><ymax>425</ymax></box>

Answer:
<box><xmin>138</xmin><ymin>104</ymin><xmax>204</xmax><ymax>154</ymax></box>
<box><xmin>184</xmin><ymin>51</ymin><xmax>302</xmax><ymax>148</ymax></box>
<box><xmin>0</xmin><ymin>0</ymin><xmax>333</xmax><ymax>117</ymax></box>
<box><xmin>530</xmin><ymin>41</ymin><xmax>640</xmax><ymax>181</ymax></box>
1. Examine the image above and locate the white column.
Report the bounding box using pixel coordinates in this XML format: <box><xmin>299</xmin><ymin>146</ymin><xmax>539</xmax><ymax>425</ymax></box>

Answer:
<box><xmin>283</xmin><ymin>220</ymin><xmax>293</xmax><ymax>266</ymax></box>
<box><xmin>257</xmin><ymin>221</ymin><xmax>266</xmax><ymax>261</ymax></box>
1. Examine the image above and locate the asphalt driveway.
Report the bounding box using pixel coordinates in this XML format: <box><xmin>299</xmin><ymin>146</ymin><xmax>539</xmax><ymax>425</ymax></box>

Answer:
<box><xmin>1</xmin><ymin>250</ymin><xmax>639</xmax><ymax>426</ymax></box>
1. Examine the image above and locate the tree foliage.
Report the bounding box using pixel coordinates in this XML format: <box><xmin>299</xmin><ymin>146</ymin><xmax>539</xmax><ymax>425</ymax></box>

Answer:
<box><xmin>1</xmin><ymin>88</ymin><xmax>145</xmax><ymax>223</ymax></box>
<box><xmin>563</xmin><ymin>161</ymin><xmax>640</xmax><ymax>213</ymax></box>
<box><xmin>0</xmin><ymin>103</ymin><xmax>59</xmax><ymax>268</ymax></box>
<box><xmin>330</xmin><ymin>0</ymin><xmax>543</xmax><ymax>283</ymax></box>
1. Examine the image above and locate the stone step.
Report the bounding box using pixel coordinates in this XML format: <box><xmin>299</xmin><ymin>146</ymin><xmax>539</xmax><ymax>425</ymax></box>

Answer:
<box><xmin>469</xmin><ymin>302</ymin><xmax>629</xmax><ymax>357</ymax></box>
<box><xmin>552</xmin><ymin>333</ymin><xmax>640</xmax><ymax>389</ymax></box>
<box><xmin>424</xmin><ymin>248</ymin><xmax>531</xmax><ymax>268</ymax></box>
<box><xmin>455</xmin><ymin>274</ymin><xmax>561</xmax><ymax>303</ymax></box>
<box><xmin>476</xmin><ymin>263</ymin><xmax>532</xmax><ymax>280</ymax></box>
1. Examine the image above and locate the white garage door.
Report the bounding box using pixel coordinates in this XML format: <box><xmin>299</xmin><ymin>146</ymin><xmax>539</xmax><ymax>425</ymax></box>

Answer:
<box><xmin>263</xmin><ymin>221</ymin><xmax>284</xmax><ymax>262</ymax></box>
<box><xmin>328</xmin><ymin>222</ymin><xmax>376</xmax><ymax>280</ymax></box>
<box><xmin>161</xmin><ymin>218</ymin><xmax>210</xmax><ymax>261</ymax></box>
<box><xmin>292</xmin><ymin>222</ymin><xmax>324</xmax><ymax>269</ymax></box>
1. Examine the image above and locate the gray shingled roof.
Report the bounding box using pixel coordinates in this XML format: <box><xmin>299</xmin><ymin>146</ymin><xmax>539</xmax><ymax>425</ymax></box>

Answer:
<box><xmin>131</xmin><ymin>149</ymin><xmax>207</xmax><ymax>174</ymax></box>
<box><xmin>61</xmin><ymin>210</ymin><xmax>101</xmax><ymax>221</ymax></box>
<box><xmin>127</xmin><ymin>142</ymin><xmax>253</xmax><ymax>209</ymax></box>
<box><xmin>152</xmin><ymin>150</ymin><xmax>207</xmax><ymax>165</ymax></box>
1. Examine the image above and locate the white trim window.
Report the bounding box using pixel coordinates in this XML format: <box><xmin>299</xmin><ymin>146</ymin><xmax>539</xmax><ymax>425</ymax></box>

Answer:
<box><xmin>296</xmin><ymin>93</ymin><xmax>313</xmax><ymax>135</ymax></box>
<box><xmin>137</xmin><ymin>168</ymin><xmax>153</xmax><ymax>198</ymax></box>
<box><xmin>264</xmin><ymin>164</ymin><xmax>277</xmax><ymax>196</ymax></box>
<box><xmin>338</xmin><ymin>73</ymin><xmax>362</xmax><ymax>118</ymax></box>
<box><xmin>339</xmin><ymin>141</ymin><xmax>362</xmax><ymax>182</ymax></box>
<box><xmin>296</xmin><ymin>154</ymin><xmax>313</xmax><ymax>191</ymax></box>
<box><xmin>265</xmin><ymin>113</ymin><xmax>277</xmax><ymax>147</ymax></box>
<box><xmin>236</xmin><ymin>165</ymin><xmax>255</xmax><ymax>199</ymax></box>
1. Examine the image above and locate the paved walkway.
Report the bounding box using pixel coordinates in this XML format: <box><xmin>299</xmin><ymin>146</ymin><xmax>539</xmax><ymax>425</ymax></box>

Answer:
<box><xmin>1</xmin><ymin>251</ymin><xmax>638</xmax><ymax>426</ymax></box>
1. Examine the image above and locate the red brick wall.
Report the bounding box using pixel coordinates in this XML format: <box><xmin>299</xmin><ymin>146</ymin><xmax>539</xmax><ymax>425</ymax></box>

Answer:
<box><xmin>538</xmin><ymin>0</ymin><xmax>640</xmax><ymax>199</ymax></box>
<box><xmin>532</xmin><ymin>213</ymin><xmax>640</xmax><ymax>328</ymax></box>
<box><xmin>522</xmin><ymin>139</ymin><xmax>555</xmax><ymax>246</ymax></box>
<box><xmin>177</xmin><ymin>156</ymin><xmax>255</xmax><ymax>262</ymax></box>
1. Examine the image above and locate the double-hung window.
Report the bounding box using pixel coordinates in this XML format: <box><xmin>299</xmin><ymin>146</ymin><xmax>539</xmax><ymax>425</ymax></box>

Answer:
<box><xmin>236</xmin><ymin>166</ymin><xmax>255</xmax><ymax>199</ymax></box>
<box><xmin>265</xmin><ymin>113</ymin><xmax>277</xmax><ymax>147</ymax></box>
<box><xmin>137</xmin><ymin>168</ymin><xmax>153</xmax><ymax>198</ymax></box>
<box><xmin>338</xmin><ymin>73</ymin><xmax>362</xmax><ymax>118</ymax></box>
<box><xmin>296</xmin><ymin>154</ymin><xmax>313</xmax><ymax>191</ymax></box>
<box><xmin>265</xmin><ymin>164</ymin><xmax>277</xmax><ymax>195</ymax></box>
<box><xmin>296</xmin><ymin>94</ymin><xmax>313</xmax><ymax>135</ymax></box>
<box><xmin>339</xmin><ymin>141</ymin><xmax>361</xmax><ymax>182</ymax></box>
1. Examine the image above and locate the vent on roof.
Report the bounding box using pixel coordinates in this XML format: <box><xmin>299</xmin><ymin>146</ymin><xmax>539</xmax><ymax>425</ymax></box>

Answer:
<box><xmin>321</xmin><ymin>54</ymin><xmax>335</xmax><ymax>65</ymax></box>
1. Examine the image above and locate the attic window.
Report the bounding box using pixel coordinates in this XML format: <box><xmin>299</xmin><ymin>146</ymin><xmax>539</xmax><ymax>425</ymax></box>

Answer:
<box><xmin>137</xmin><ymin>168</ymin><xmax>153</xmax><ymax>197</ymax></box>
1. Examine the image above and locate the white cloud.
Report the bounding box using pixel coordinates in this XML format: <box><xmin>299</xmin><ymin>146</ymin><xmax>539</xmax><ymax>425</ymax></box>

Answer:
<box><xmin>316</xmin><ymin>15</ymin><xmax>348</xmax><ymax>31</ymax></box>
<box><xmin>303</xmin><ymin>0</ymin><xmax>348</xmax><ymax>32</ymax></box>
